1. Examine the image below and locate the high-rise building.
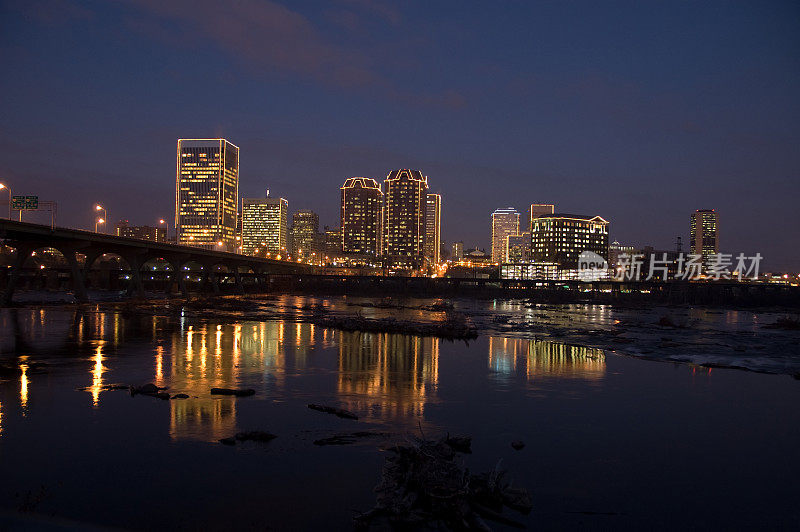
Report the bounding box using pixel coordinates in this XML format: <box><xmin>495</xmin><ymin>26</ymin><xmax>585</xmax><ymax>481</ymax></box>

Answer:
<box><xmin>241</xmin><ymin>196</ymin><xmax>288</xmax><ymax>256</ymax></box>
<box><xmin>340</xmin><ymin>177</ymin><xmax>383</xmax><ymax>255</ymax></box>
<box><xmin>529</xmin><ymin>204</ymin><xmax>555</xmax><ymax>232</ymax></box>
<box><xmin>506</xmin><ymin>232</ymin><xmax>532</xmax><ymax>262</ymax></box>
<box><xmin>531</xmin><ymin>213</ymin><xmax>609</xmax><ymax>269</ymax></box>
<box><xmin>452</xmin><ymin>241</ymin><xmax>464</xmax><ymax>261</ymax></box>
<box><xmin>324</xmin><ymin>226</ymin><xmax>342</xmax><ymax>258</ymax></box>
<box><xmin>424</xmin><ymin>193</ymin><xmax>442</xmax><ymax>264</ymax></box>
<box><xmin>291</xmin><ymin>210</ymin><xmax>319</xmax><ymax>259</ymax></box>
<box><xmin>176</xmin><ymin>139</ymin><xmax>239</xmax><ymax>250</ymax></box>
<box><xmin>690</xmin><ymin>209</ymin><xmax>719</xmax><ymax>266</ymax></box>
<box><xmin>115</xmin><ymin>220</ymin><xmax>166</xmax><ymax>242</ymax></box>
<box><xmin>383</xmin><ymin>169</ymin><xmax>428</xmax><ymax>261</ymax></box>
<box><xmin>491</xmin><ymin>207</ymin><xmax>520</xmax><ymax>263</ymax></box>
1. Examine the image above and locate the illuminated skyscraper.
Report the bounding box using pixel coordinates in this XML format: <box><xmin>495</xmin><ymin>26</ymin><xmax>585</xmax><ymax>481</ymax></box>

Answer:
<box><xmin>291</xmin><ymin>209</ymin><xmax>319</xmax><ymax>258</ymax></box>
<box><xmin>341</xmin><ymin>177</ymin><xmax>383</xmax><ymax>255</ymax></box>
<box><xmin>531</xmin><ymin>213</ymin><xmax>609</xmax><ymax>268</ymax></box>
<box><xmin>241</xmin><ymin>196</ymin><xmax>288</xmax><ymax>256</ymax></box>
<box><xmin>424</xmin><ymin>193</ymin><xmax>442</xmax><ymax>264</ymax></box>
<box><xmin>529</xmin><ymin>203</ymin><xmax>555</xmax><ymax>232</ymax></box>
<box><xmin>452</xmin><ymin>241</ymin><xmax>464</xmax><ymax>261</ymax></box>
<box><xmin>383</xmin><ymin>169</ymin><xmax>428</xmax><ymax>262</ymax></box>
<box><xmin>491</xmin><ymin>207</ymin><xmax>520</xmax><ymax>263</ymax></box>
<box><xmin>690</xmin><ymin>209</ymin><xmax>719</xmax><ymax>266</ymax></box>
<box><xmin>176</xmin><ymin>139</ymin><xmax>239</xmax><ymax>250</ymax></box>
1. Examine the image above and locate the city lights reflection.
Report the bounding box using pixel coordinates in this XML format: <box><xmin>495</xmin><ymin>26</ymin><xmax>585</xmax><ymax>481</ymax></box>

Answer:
<box><xmin>488</xmin><ymin>336</ymin><xmax>605</xmax><ymax>381</ymax></box>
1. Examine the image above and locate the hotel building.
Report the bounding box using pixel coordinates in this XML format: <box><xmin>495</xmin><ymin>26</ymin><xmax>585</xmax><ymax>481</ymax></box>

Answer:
<box><xmin>241</xmin><ymin>196</ymin><xmax>288</xmax><ymax>256</ymax></box>
<box><xmin>383</xmin><ymin>169</ymin><xmax>428</xmax><ymax>265</ymax></box>
<box><xmin>529</xmin><ymin>203</ymin><xmax>555</xmax><ymax>232</ymax></box>
<box><xmin>176</xmin><ymin>139</ymin><xmax>239</xmax><ymax>250</ymax></box>
<box><xmin>531</xmin><ymin>213</ymin><xmax>609</xmax><ymax>269</ymax></box>
<box><xmin>491</xmin><ymin>207</ymin><xmax>520</xmax><ymax>263</ymax></box>
<box><xmin>340</xmin><ymin>177</ymin><xmax>383</xmax><ymax>255</ymax></box>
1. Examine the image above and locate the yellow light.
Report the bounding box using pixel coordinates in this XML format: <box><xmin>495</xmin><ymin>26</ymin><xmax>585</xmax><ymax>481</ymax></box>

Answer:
<box><xmin>97</xmin><ymin>218</ymin><xmax>105</xmax><ymax>224</ymax></box>
<box><xmin>0</xmin><ymin>184</ymin><xmax>5</xmax><ymax>190</ymax></box>
<box><xmin>159</xmin><ymin>219</ymin><xmax>165</xmax><ymax>224</ymax></box>
<box><xmin>217</xmin><ymin>241</ymin><xmax>223</xmax><ymax>246</ymax></box>
<box><xmin>95</xmin><ymin>205</ymin><xmax>103</xmax><ymax>210</ymax></box>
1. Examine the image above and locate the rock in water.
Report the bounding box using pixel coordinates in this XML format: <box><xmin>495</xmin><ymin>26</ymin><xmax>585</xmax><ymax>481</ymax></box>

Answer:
<box><xmin>130</xmin><ymin>383</ymin><xmax>159</xmax><ymax>395</ymax></box>
<box><xmin>210</xmin><ymin>388</ymin><xmax>255</xmax><ymax>397</ymax></box>
<box><xmin>219</xmin><ymin>437</ymin><xmax>237</xmax><ymax>446</ymax></box>
<box><xmin>235</xmin><ymin>431</ymin><xmax>277</xmax><ymax>443</ymax></box>
<box><xmin>511</xmin><ymin>440</ymin><xmax>525</xmax><ymax>450</ymax></box>
<box><xmin>171</xmin><ymin>393</ymin><xmax>190</xmax><ymax>399</ymax></box>
<box><xmin>307</xmin><ymin>403</ymin><xmax>358</xmax><ymax>420</ymax></box>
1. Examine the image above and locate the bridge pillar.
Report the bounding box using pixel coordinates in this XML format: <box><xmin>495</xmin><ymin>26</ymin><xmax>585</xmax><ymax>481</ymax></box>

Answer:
<box><xmin>124</xmin><ymin>253</ymin><xmax>146</xmax><ymax>297</ymax></box>
<box><xmin>2</xmin><ymin>243</ymin><xmax>33</xmax><ymax>306</ymax></box>
<box><xmin>63</xmin><ymin>248</ymin><xmax>88</xmax><ymax>302</ymax></box>
<box><xmin>233</xmin><ymin>267</ymin><xmax>244</xmax><ymax>294</ymax></box>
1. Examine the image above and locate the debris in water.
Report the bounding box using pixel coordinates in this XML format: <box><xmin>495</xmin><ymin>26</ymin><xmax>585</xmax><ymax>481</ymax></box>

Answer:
<box><xmin>355</xmin><ymin>435</ymin><xmax>532</xmax><ymax>531</ymax></box>
<box><xmin>219</xmin><ymin>431</ymin><xmax>277</xmax><ymax>445</ymax></box>
<box><xmin>511</xmin><ymin>441</ymin><xmax>525</xmax><ymax>451</ymax></box>
<box><xmin>313</xmin><ymin>431</ymin><xmax>393</xmax><ymax>446</ymax></box>
<box><xmin>308</xmin><ymin>403</ymin><xmax>358</xmax><ymax>420</ymax></box>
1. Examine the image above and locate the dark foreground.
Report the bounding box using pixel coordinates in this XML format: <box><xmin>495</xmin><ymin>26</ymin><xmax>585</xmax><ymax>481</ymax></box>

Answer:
<box><xmin>0</xmin><ymin>298</ymin><xmax>799</xmax><ymax>530</ymax></box>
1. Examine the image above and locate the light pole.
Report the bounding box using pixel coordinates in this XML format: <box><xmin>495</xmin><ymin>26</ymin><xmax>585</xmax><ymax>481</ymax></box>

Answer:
<box><xmin>94</xmin><ymin>204</ymin><xmax>106</xmax><ymax>233</ymax></box>
<box><xmin>95</xmin><ymin>217</ymin><xmax>105</xmax><ymax>233</ymax></box>
<box><xmin>0</xmin><ymin>183</ymin><xmax>11</xmax><ymax>219</ymax></box>
<box><xmin>159</xmin><ymin>218</ymin><xmax>167</xmax><ymax>242</ymax></box>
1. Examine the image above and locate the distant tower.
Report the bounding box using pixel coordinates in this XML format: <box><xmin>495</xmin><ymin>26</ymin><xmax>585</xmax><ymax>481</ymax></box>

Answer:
<box><xmin>176</xmin><ymin>139</ymin><xmax>239</xmax><ymax>250</ymax></box>
<box><xmin>340</xmin><ymin>177</ymin><xmax>383</xmax><ymax>255</ymax></box>
<box><xmin>291</xmin><ymin>210</ymin><xmax>320</xmax><ymax>259</ymax></box>
<box><xmin>689</xmin><ymin>209</ymin><xmax>719</xmax><ymax>266</ymax></box>
<box><xmin>383</xmin><ymin>169</ymin><xmax>428</xmax><ymax>260</ymax></box>
<box><xmin>424</xmin><ymin>193</ymin><xmax>442</xmax><ymax>264</ymax></box>
<box><xmin>452</xmin><ymin>241</ymin><xmax>464</xmax><ymax>261</ymax></box>
<box><xmin>491</xmin><ymin>207</ymin><xmax>520</xmax><ymax>263</ymax></box>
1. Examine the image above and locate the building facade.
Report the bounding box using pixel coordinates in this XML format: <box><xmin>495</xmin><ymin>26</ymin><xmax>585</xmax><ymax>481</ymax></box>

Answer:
<box><xmin>115</xmin><ymin>220</ymin><xmax>166</xmax><ymax>242</ymax></box>
<box><xmin>176</xmin><ymin>139</ymin><xmax>239</xmax><ymax>250</ymax></box>
<box><xmin>383</xmin><ymin>169</ymin><xmax>428</xmax><ymax>261</ymax></box>
<box><xmin>531</xmin><ymin>214</ymin><xmax>609</xmax><ymax>269</ymax></box>
<box><xmin>424</xmin><ymin>193</ymin><xmax>442</xmax><ymax>264</ymax></box>
<box><xmin>506</xmin><ymin>232</ymin><xmax>532</xmax><ymax>262</ymax></box>
<box><xmin>529</xmin><ymin>204</ymin><xmax>555</xmax><ymax>232</ymax></box>
<box><xmin>690</xmin><ymin>209</ymin><xmax>719</xmax><ymax>267</ymax></box>
<box><xmin>324</xmin><ymin>226</ymin><xmax>342</xmax><ymax>258</ymax></box>
<box><xmin>291</xmin><ymin>210</ymin><xmax>320</xmax><ymax>259</ymax></box>
<box><xmin>491</xmin><ymin>207</ymin><xmax>520</xmax><ymax>263</ymax></box>
<box><xmin>241</xmin><ymin>197</ymin><xmax>288</xmax><ymax>256</ymax></box>
<box><xmin>452</xmin><ymin>241</ymin><xmax>464</xmax><ymax>261</ymax></box>
<box><xmin>340</xmin><ymin>177</ymin><xmax>383</xmax><ymax>256</ymax></box>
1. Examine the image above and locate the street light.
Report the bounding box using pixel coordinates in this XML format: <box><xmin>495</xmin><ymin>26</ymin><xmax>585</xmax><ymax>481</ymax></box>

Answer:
<box><xmin>158</xmin><ymin>218</ymin><xmax>167</xmax><ymax>242</ymax></box>
<box><xmin>94</xmin><ymin>204</ymin><xmax>107</xmax><ymax>233</ymax></box>
<box><xmin>95</xmin><ymin>217</ymin><xmax>105</xmax><ymax>233</ymax></box>
<box><xmin>0</xmin><ymin>183</ymin><xmax>10</xmax><ymax>219</ymax></box>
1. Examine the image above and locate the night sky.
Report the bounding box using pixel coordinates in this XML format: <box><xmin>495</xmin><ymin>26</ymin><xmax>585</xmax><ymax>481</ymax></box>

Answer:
<box><xmin>1</xmin><ymin>1</ymin><xmax>798</xmax><ymax>269</ymax></box>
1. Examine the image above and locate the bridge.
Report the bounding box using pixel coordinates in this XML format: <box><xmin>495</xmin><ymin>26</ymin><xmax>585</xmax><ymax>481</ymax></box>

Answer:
<box><xmin>0</xmin><ymin>219</ymin><xmax>310</xmax><ymax>305</ymax></box>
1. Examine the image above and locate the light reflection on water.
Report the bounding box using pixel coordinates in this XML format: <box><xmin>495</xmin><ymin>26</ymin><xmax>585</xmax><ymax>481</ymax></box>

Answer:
<box><xmin>488</xmin><ymin>336</ymin><xmax>605</xmax><ymax>381</ymax></box>
<box><xmin>2</xmin><ymin>307</ymin><xmax>607</xmax><ymax>442</ymax></box>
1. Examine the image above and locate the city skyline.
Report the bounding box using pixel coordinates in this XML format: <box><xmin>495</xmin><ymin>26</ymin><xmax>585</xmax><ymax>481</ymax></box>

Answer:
<box><xmin>0</xmin><ymin>2</ymin><xmax>798</xmax><ymax>269</ymax></box>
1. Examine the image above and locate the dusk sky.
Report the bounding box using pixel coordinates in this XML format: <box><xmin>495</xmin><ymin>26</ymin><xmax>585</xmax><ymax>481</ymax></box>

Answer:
<box><xmin>1</xmin><ymin>0</ymin><xmax>798</xmax><ymax>269</ymax></box>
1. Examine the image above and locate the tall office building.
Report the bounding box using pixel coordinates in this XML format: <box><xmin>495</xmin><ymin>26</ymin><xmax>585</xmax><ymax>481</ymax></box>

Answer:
<box><xmin>690</xmin><ymin>209</ymin><xmax>719</xmax><ymax>266</ymax></box>
<box><xmin>529</xmin><ymin>203</ymin><xmax>555</xmax><ymax>232</ymax></box>
<box><xmin>383</xmin><ymin>169</ymin><xmax>428</xmax><ymax>260</ymax></box>
<box><xmin>531</xmin><ymin>213</ymin><xmax>609</xmax><ymax>269</ymax></box>
<box><xmin>324</xmin><ymin>226</ymin><xmax>342</xmax><ymax>258</ymax></box>
<box><xmin>491</xmin><ymin>207</ymin><xmax>520</xmax><ymax>263</ymax></box>
<box><xmin>176</xmin><ymin>139</ymin><xmax>239</xmax><ymax>250</ymax></box>
<box><xmin>424</xmin><ymin>193</ymin><xmax>442</xmax><ymax>264</ymax></box>
<box><xmin>241</xmin><ymin>196</ymin><xmax>288</xmax><ymax>256</ymax></box>
<box><xmin>291</xmin><ymin>210</ymin><xmax>319</xmax><ymax>259</ymax></box>
<box><xmin>340</xmin><ymin>177</ymin><xmax>383</xmax><ymax>255</ymax></box>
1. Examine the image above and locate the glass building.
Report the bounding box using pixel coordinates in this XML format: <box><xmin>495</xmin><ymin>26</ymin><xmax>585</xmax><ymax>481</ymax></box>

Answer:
<box><xmin>241</xmin><ymin>197</ymin><xmax>288</xmax><ymax>256</ymax></box>
<box><xmin>424</xmin><ymin>193</ymin><xmax>442</xmax><ymax>264</ymax></box>
<box><xmin>340</xmin><ymin>177</ymin><xmax>383</xmax><ymax>255</ymax></box>
<box><xmin>176</xmin><ymin>139</ymin><xmax>239</xmax><ymax>250</ymax></box>
<box><xmin>491</xmin><ymin>207</ymin><xmax>520</xmax><ymax>263</ymax></box>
